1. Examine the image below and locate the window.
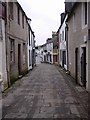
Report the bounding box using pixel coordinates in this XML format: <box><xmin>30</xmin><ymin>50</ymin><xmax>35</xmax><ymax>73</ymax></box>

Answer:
<box><xmin>22</xmin><ymin>13</ymin><xmax>24</xmax><ymax>28</ymax></box>
<box><xmin>17</xmin><ymin>6</ymin><xmax>20</xmax><ymax>25</ymax></box>
<box><xmin>63</xmin><ymin>51</ymin><xmax>66</xmax><ymax>65</ymax></box>
<box><xmin>10</xmin><ymin>38</ymin><xmax>15</xmax><ymax>62</ymax></box>
<box><xmin>9</xmin><ymin>2</ymin><xmax>13</xmax><ymax>20</ymax></box>
<box><xmin>0</xmin><ymin>2</ymin><xmax>6</xmax><ymax>19</ymax></box>
<box><xmin>73</xmin><ymin>13</ymin><xmax>76</xmax><ymax>32</ymax></box>
<box><xmin>82</xmin><ymin>2</ymin><xmax>87</xmax><ymax>27</ymax></box>
<box><xmin>29</xmin><ymin>30</ymin><xmax>30</xmax><ymax>46</ymax></box>
<box><xmin>62</xmin><ymin>31</ymin><xmax>64</xmax><ymax>41</ymax></box>
<box><xmin>23</xmin><ymin>43</ymin><xmax>26</xmax><ymax>64</ymax></box>
<box><xmin>85</xmin><ymin>2</ymin><xmax>87</xmax><ymax>25</ymax></box>
<box><xmin>29</xmin><ymin>50</ymin><xmax>31</xmax><ymax>66</ymax></box>
<box><xmin>31</xmin><ymin>33</ymin><xmax>33</xmax><ymax>45</ymax></box>
<box><xmin>59</xmin><ymin>33</ymin><xmax>61</xmax><ymax>42</ymax></box>
<box><xmin>65</xmin><ymin>27</ymin><xmax>67</xmax><ymax>41</ymax></box>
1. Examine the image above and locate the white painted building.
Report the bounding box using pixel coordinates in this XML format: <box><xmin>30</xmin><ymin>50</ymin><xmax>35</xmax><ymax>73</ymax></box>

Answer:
<box><xmin>27</xmin><ymin>19</ymin><xmax>35</xmax><ymax>70</ymax></box>
<box><xmin>46</xmin><ymin>38</ymin><xmax>53</xmax><ymax>64</ymax></box>
<box><xmin>59</xmin><ymin>13</ymin><xmax>68</xmax><ymax>70</ymax></box>
<box><xmin>27</xmin><ymin>19</ymin><xmax>33</xmax><ymax>70</ymax></box>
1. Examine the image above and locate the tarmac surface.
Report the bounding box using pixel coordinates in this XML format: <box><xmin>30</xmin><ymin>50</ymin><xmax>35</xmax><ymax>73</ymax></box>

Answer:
<box><xmin>2</xmin><ymin>63</ymin><xmax>89</xmax><ymax>119</ymax></box>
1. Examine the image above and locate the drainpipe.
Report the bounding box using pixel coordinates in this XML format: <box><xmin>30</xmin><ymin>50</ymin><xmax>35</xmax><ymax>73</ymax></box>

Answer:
<box><xmin>66</xmin><ymin>22</ymin><xmax>69</xmax><ymax>73</ymax></box>
<box><xmin>6</xmin><ymin>3</ymin><xmax>10</xmax><ymax>88</ymax></box>
<box><xmin>0</xmin><ymin>17</ymin><xmax>3</xmax><ymax>91</ymax></box>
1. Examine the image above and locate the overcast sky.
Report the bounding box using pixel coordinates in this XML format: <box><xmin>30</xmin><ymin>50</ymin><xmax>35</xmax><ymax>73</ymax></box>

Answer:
<box><xmin>18</xmin><ymin>0</ymin><xmax>65</xmax><ymax>46</ymax></box>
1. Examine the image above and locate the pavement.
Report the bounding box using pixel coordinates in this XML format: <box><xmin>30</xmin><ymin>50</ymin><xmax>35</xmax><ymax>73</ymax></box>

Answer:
<box><xmin>1</xmin><ymin>63</ymin><xmax>89</xmax><ymax>119</ymax></box>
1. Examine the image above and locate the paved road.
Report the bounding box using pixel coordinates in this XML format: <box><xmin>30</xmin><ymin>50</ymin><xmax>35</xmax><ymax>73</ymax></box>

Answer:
<box><xmin>2</xmin><ymin>63</ymin><xmax>88</xmax><ymax>119</ymax></box>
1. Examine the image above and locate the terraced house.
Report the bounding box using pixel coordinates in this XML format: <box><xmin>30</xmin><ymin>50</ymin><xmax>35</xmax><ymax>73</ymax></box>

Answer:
<box><xmin>65</xmin><ymin>1</ymin><xmax>90</xmax><ymax>92</ymax></box>
<box><xmin>0</xmin><ymin>0</ymin><xmax>35</xmax><ymax>91</ymax></box>
<box><xmin>46</xmin><ymin>38</ymin><xmax>53</xmax><ymax>64</ymax></box>
<box><xmin>59</xmin><ymin>12</ymin><xmax>68</xmax><ymax>70</ymax></box>
<box><xmin>52</xmin><ymin>31</ymin><xmax>59</xmax><ymax>65</ymax></box>
<box><xmin>5</xmin><ymin>1</ymin><xmax>28</xmax><ymax>89</ymax></box>
<box><xmin>27</xmin><ymin>18</ymin><xmax>36</xmax><ymax>70</ymax></box>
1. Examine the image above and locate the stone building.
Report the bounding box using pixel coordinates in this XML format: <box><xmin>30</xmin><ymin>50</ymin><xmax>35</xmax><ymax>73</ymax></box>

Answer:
<box><xmin>1</xmin><ymin>0</ymin><xmax>29</xmax><ymax>90</ymax></box>
<box><xmin>0</xmin><ymin>1</ymin><xmax>7</xmax><ymax>90</ymax></box>
<box><xmin>52</xmin><ymin>31</ymin><xmax>59</xmax><ymax>65</ymax></box>
<box><xmin>65</xmin><ymin>2</ymin><xmax>90</xmax><ymax>92</ymax></box>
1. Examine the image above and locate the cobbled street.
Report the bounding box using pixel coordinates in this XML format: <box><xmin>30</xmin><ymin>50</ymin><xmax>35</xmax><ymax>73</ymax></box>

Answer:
<box><xmin>2</xmin><ymin>63</ymin><xmax>88</xmax><ymax>119</ymax></box>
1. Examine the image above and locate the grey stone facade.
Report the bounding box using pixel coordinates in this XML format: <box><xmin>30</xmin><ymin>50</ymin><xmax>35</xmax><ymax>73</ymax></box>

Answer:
<box><xmin>5</xmin><ymin>1</ymin><xmax>28</xmax><ymax>88</ymax></box>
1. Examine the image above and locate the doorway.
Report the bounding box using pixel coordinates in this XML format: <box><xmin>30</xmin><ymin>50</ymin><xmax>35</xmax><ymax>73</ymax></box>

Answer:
<box><xmin>62</xmin><ymin>51</ymin><xmax>66</xmax><ymax>68</ymax></box>
<box><xmin>81</xmin><ymin>47</ymin><xmax>86</xmax><ymax>88</ymax></box>
<box><xmin>18</xmin><ymin>44</ymin><xmax>21</xmax><ymax>75</ymax></box>
<box><xmin>75</xmin><ymin>48</ymin><xmax>78</xmax><ymax>84</ymax></box>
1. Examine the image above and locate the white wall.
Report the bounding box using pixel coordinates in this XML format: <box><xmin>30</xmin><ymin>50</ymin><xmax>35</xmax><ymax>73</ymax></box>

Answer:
<box><xmin>27</xmin><ymin>27</ymin><xmax>32</xmax><ymax>70</ymax></box>
<box><xmin>46</xmin><ymin>42</ymin><xmax>53</xmax><ymax>63</ymax></box>
<box><xmin>59</xmin><ymin>15</ymin><xmax>68</xmax><ymax>70</ymax></box>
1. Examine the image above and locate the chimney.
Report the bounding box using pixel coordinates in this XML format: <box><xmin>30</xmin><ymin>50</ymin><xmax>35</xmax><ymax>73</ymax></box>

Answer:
<box><xmin>65</xmin><ymin>0</ymin><xmax>75</xmax><ymax>13</ymax></box>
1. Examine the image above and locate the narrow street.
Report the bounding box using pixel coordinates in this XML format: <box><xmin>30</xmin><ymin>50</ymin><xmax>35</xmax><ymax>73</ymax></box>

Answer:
<box><xmin>2</xmin><ymin>63</ymin><xmax>88</xmax><ymax>119</ymax></box>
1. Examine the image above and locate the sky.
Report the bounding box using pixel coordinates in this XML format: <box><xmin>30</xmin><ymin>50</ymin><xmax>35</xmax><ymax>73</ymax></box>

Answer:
<box><xmin>17</xmin><ymin>0</ymin><xmax>65</xmax><ymax>46</ymax></box>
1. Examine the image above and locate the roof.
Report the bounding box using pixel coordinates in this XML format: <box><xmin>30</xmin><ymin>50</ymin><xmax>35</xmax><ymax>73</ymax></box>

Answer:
<box><xmin>66</xmin><ymin>2</ymin><xmax>79</xmax><ymax>22</ymax></box>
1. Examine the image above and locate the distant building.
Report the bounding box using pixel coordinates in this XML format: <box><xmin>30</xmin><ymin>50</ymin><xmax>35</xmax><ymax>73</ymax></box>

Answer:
<box><xmin>59</xmin><ymin>13</ymin><xmax>68</xmax><ymax>70</ymax></box>
<box><xmin>27</xmin><ymin>18</ymin><xmax>36</xmax><ymax>70</ymax></box>
<box><xmin>46</xmin><ymin>38</ymin><xmax>53</xmax><ymax>64</ymax></box>
<box><xmin>52</xmin><ymin>31</ymin><xmax>59</xmax><ymax>65</ymax></box>
<box><xmin>42</xmin><ymin>43</ymin><xmax>47</xmax><ymax>62</ymax></box>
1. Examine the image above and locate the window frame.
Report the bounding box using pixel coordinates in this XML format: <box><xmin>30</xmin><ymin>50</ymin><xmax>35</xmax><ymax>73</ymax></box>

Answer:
<box><xmin>22</xmin><ymin>12</ymin><xmax>24</xmax><ymax>28</ymax></box>
<box><xmin>82</xmin><ymin>2</ymin><xmax>88</xmax><ymax>29</ymax></box>
<box><xmin>9</xmin><ymin>2</ymin><xmax>13</xmax><ymax>20</ymax></box>
<box><xmin>17</xmin><ymin>6</ymin><xmax>20</xmax><ymax>25</ymax></box>
<box><xmin>10</xmin><ymin>38</ymin><xmax>15</xmax><ymax>63</ymax></box>
<box><xmin>23</xmin><ymin>43</ymin><xmax>26</xmax><ymax>64</ymax></box>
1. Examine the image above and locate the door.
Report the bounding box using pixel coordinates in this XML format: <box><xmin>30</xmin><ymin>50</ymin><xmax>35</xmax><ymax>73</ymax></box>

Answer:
<box><xmin>18</xmin><ymin>44</ymin><xmax>21</xmax><ymax>75</ymax></box>
<box><xmin>62</xmin><ymin>51</ymin><xmax>66</xmax><ymax>68</ymax></box>
<box><xmin>62</xmin><ymin>51</ymin><xmax>64</xmax><ymax>67</ymax></box>
<box><xmin>81</xmin><ymin>47</ymin><xmax>86</xmax><ymax>87</ymax></box>
<box><xmin>75</xmin><ymin>48</ymin><xmax>78</xmax><ymax>84</ymax></box>
<box><xmin>44</xmin><ymin>55</ymin><xmax>46</xmax><ymax>62</ymax></box>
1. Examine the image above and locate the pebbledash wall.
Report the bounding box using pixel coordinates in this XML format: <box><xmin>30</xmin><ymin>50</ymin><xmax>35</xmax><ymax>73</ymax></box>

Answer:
<box><xmin>5</xmin><ymin>2</ymin><xmax>28</xmax><ymax>87</ymax></box>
